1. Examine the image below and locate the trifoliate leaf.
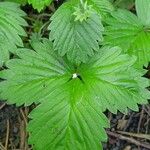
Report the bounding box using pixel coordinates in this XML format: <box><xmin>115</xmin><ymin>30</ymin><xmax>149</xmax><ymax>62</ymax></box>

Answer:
<box><xmin>0</xmin><ymin>2</ymin><xmax>27</xmax><ymax>47</ymax></box>
<box><xmin>28</xmin><ymin>0</ymin><xmax>53</xmax><ymax>12</ymax></box>
<box><xmin>104</xmin><ymin>9</ymin><xmax>150</xmax><ymax>68</ymax></box>
<box><xmin>49</xmin><ymin>1</ymin><xmax>104</xmax><ymax>64</ymax></box>
<box><xmin>0</xmin><ymin>40</ymin><xmax>149</xmax><ymax>149</ymax></box>
<box><xmin>0</xmin><ymin>39</ymin><xmax>109</xmax><ymax>149</ymax></box>
<box><xmin>136</xmin><ymin>0</ymin><xmax>150</xmax><ymax>27</ymax></box>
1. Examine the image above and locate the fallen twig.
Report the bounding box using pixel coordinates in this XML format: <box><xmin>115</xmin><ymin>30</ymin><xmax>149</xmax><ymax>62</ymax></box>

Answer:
<box><xmin>107</xmin><ymin>130</ymin><xmax>150</xmax><ymax>149</ymax></box>
<box><xmin>0</xmin><ymin>142</ymin><xmax>5</xmax><ymax>150</ymax></box>
<box><xmin>0</xmin><ymin>103</ymin><xmax>6</xmax><ymax>110</ymax></box>
<box><xmin>137</xmin><ymin>105</ymin><xmax>144</xmax><ymax>133</ymax></box>
<box><xmin>5</xmin><ymin>119</ymin><xmax>10</xmax><ymax>150</ymax></box>
<box><xmin>20</xmin><ymin>108</ymin><xmax>28</xmax><ymax>126</ymax></box>
<box><xmin>117</xmin><ymin>131</ymin><xmax>150</xmax><ymax>141</ymax></box>
<box><xmin>20</xmin><ymin>120</ymin><xmax>26</xmax><ymax>149</ymax></box>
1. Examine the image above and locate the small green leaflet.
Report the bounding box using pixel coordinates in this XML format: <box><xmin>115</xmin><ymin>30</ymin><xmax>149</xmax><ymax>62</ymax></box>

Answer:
<box><xmin>67</xmin><ymin>0</ymin><xmax>114</xmax><ymax>18</ymax></box>
<box><xmin>136</xmin><ymin>0</ymin><xmax>150</xmax><ymax>27</ymax></box>
<box><xmin>104</xmin><ymin>0</ymin><xmax>150</xmax><ymax>69</ymax></box>
<box><xmin>0</xmin><ymin>2</ymin><xmax>27</xmax><ymax>47</ymax></box>
<box><xmin>0</xmin><ymin>2</ymin><xmax>27</xmax><ymax>66</ymax></box>
<box><xmin>0</xmin><ymin>39</ymin><xmax>149</xmax><ymax>149</ymax></box>
<box><xmin>0</xmin><ymin>34</ymin><xmax>16</xmax><ymax>67</ymax></box>
<box><xmin>28</xmin><ymin>0</ymin><xmax>53</xmax><ymax>12</ymax></box>
<box><xmin>87</xmin><ymin>0</ymin><xmax>114</xmax><ymax>18</ymax></box>
<box><xmin>0</xmin><ymin>35</ymin><xmax>9</xmax><ymax>67</ymax></box>
<box><xmin>49</xmin><ymin>1</ymin><xmax>104</xmax><ymax>64</ymax></box>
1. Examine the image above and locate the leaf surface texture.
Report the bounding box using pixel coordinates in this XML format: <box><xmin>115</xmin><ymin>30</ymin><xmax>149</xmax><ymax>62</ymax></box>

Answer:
<box><xmin>104</xmin><ymin>1</ymin><xmax>150</xmax><ymax>68</ymax></box>
<box><xmin>0</xmin><ymin>40</ymin><xmax>149</xmax><ymax>149</ymax></box>
<box><xmin>49</xmin><ymin>1</ymin><xmax>104</xmax><ymax>63</ymax></box>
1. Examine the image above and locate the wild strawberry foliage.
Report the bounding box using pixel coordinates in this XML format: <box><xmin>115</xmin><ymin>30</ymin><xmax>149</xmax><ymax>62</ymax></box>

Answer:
<box><xmin>0</xmin><ymin>0</ymin><xmax>150</xmax><ymax>149</ymax></box>
<box><xmin>104</xmin><ymin>0</ymin><xmax>150</xmax><ymax>68</ymax></box>
<box><xmin>0</xmin><ymin>2</ymin><xmax>27</xmax><ymax>67</ymax></box>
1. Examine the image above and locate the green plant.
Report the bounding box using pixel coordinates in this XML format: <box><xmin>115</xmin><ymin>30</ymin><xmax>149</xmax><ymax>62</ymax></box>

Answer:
<box><xmin>104</xmin><ymin>0</ymin><xmax>150</xmax><ymax>68</ymax></box>
<box><xmin>0</xmin><ymin>0</ymin><xmax>150</xmax><ymax>149</ymax></box>
<box><xmin>28</xmin><ymin>0</ymin><xmax>53</xmax><ymax>12</ymax></box>
<box><xmin>5</xmin><ymin>0</ymin><xmax>53</xmax><ymax>11</ymax></box>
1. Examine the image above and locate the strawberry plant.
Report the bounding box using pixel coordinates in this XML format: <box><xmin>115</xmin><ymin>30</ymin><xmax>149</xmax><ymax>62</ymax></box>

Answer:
<box><xmin>0</xmin><ymin>0</ymin><xmax>150</xmax><ymax>149</ymax></box>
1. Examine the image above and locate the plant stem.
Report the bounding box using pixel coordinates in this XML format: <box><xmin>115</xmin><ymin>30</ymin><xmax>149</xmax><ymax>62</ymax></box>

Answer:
<box><xmin>80</xmin><ymin>0</ymin><xmax>84</xmax><ymax>5</ymax></box>
<box><xmin>79</xmin><ymin>0</ymin><xmax>85</xmax><ymax>13</ymax></box>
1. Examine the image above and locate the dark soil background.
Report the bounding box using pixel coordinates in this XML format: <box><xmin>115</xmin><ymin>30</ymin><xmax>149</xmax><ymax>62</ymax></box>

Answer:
<box><xmin>0</xmin><ymin>0</ymin><xmax>150</xmax><ymax>149</ymax></box>
<box><xmin>0</xmin><ymin>102</ymin><xmax>150</xmax><ymax>150</ymax></box>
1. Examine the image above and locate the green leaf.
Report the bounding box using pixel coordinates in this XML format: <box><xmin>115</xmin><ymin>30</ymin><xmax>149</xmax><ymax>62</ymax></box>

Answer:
<box><xmin>5</xmin><ymin>0</ymin><xmax>27</xmax><ymax>5</ymax></box>
<box><xmin>0</xmin><ymin>34</ymin><xmax>17</xmax><ymax>67</ymax></box>
<box><xmin>0</xmin><ymin>2</ymin><xmax>27</xmax><ymax>47</ymax></box>
<box><xmin>104</xmin><ymin>9</ymin><xmax>150</xmax><ymax>68</ymax></box>
<box><xmin>48</xmin><ymin>1</ymin><xmax>104</xmax><ymax>64</ymax></box>
<box><xmin>78</xmin><ymin>46</ymin><xmax>149</xmax><ymax>114</ymax></box>
<box><xmin>0</xmin><ymin>2</ymin><xmax>27</xmax><ymax>66</ymax></box>
<box><xmin>88</xmin><ymin>0</ymin><xmax>114</xmax><ymax>17</ymax></box>
<box><xmin>136</xmin><ymin>0</ymin><xmax>150</xmax><ymax>27</ymax></box>
<box><xmin>113</xmin><ymin>0</ymin><xmax>134</xmax><ymax>9</ymax></box>
<box><xmin>28</xmin><ymin>0</ymin><xmax>53</xmax><ymax>12</ymax></box>
<box><xmin>0</xmin><ymin>35</ymin><xmax>9</xmax><ymax>67</ymax></box>
<box><xmin>0</xmin><ymin>39</ymin><xmax>71</xmax><ymax>106</ymax></box>
<box><xmin>0</xmin><ymin>40</ymin><xmax>149</xmax><ymax>149</ymax></box>
<box><xmin>28</xmin><ymin>88</ymin><xmax>109</xmax><ymax>150</ymax></box>
<box><xmin>129</xmin><ymin>32</ymin><xmax>150</xmax><ymax>67</ymax></box>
